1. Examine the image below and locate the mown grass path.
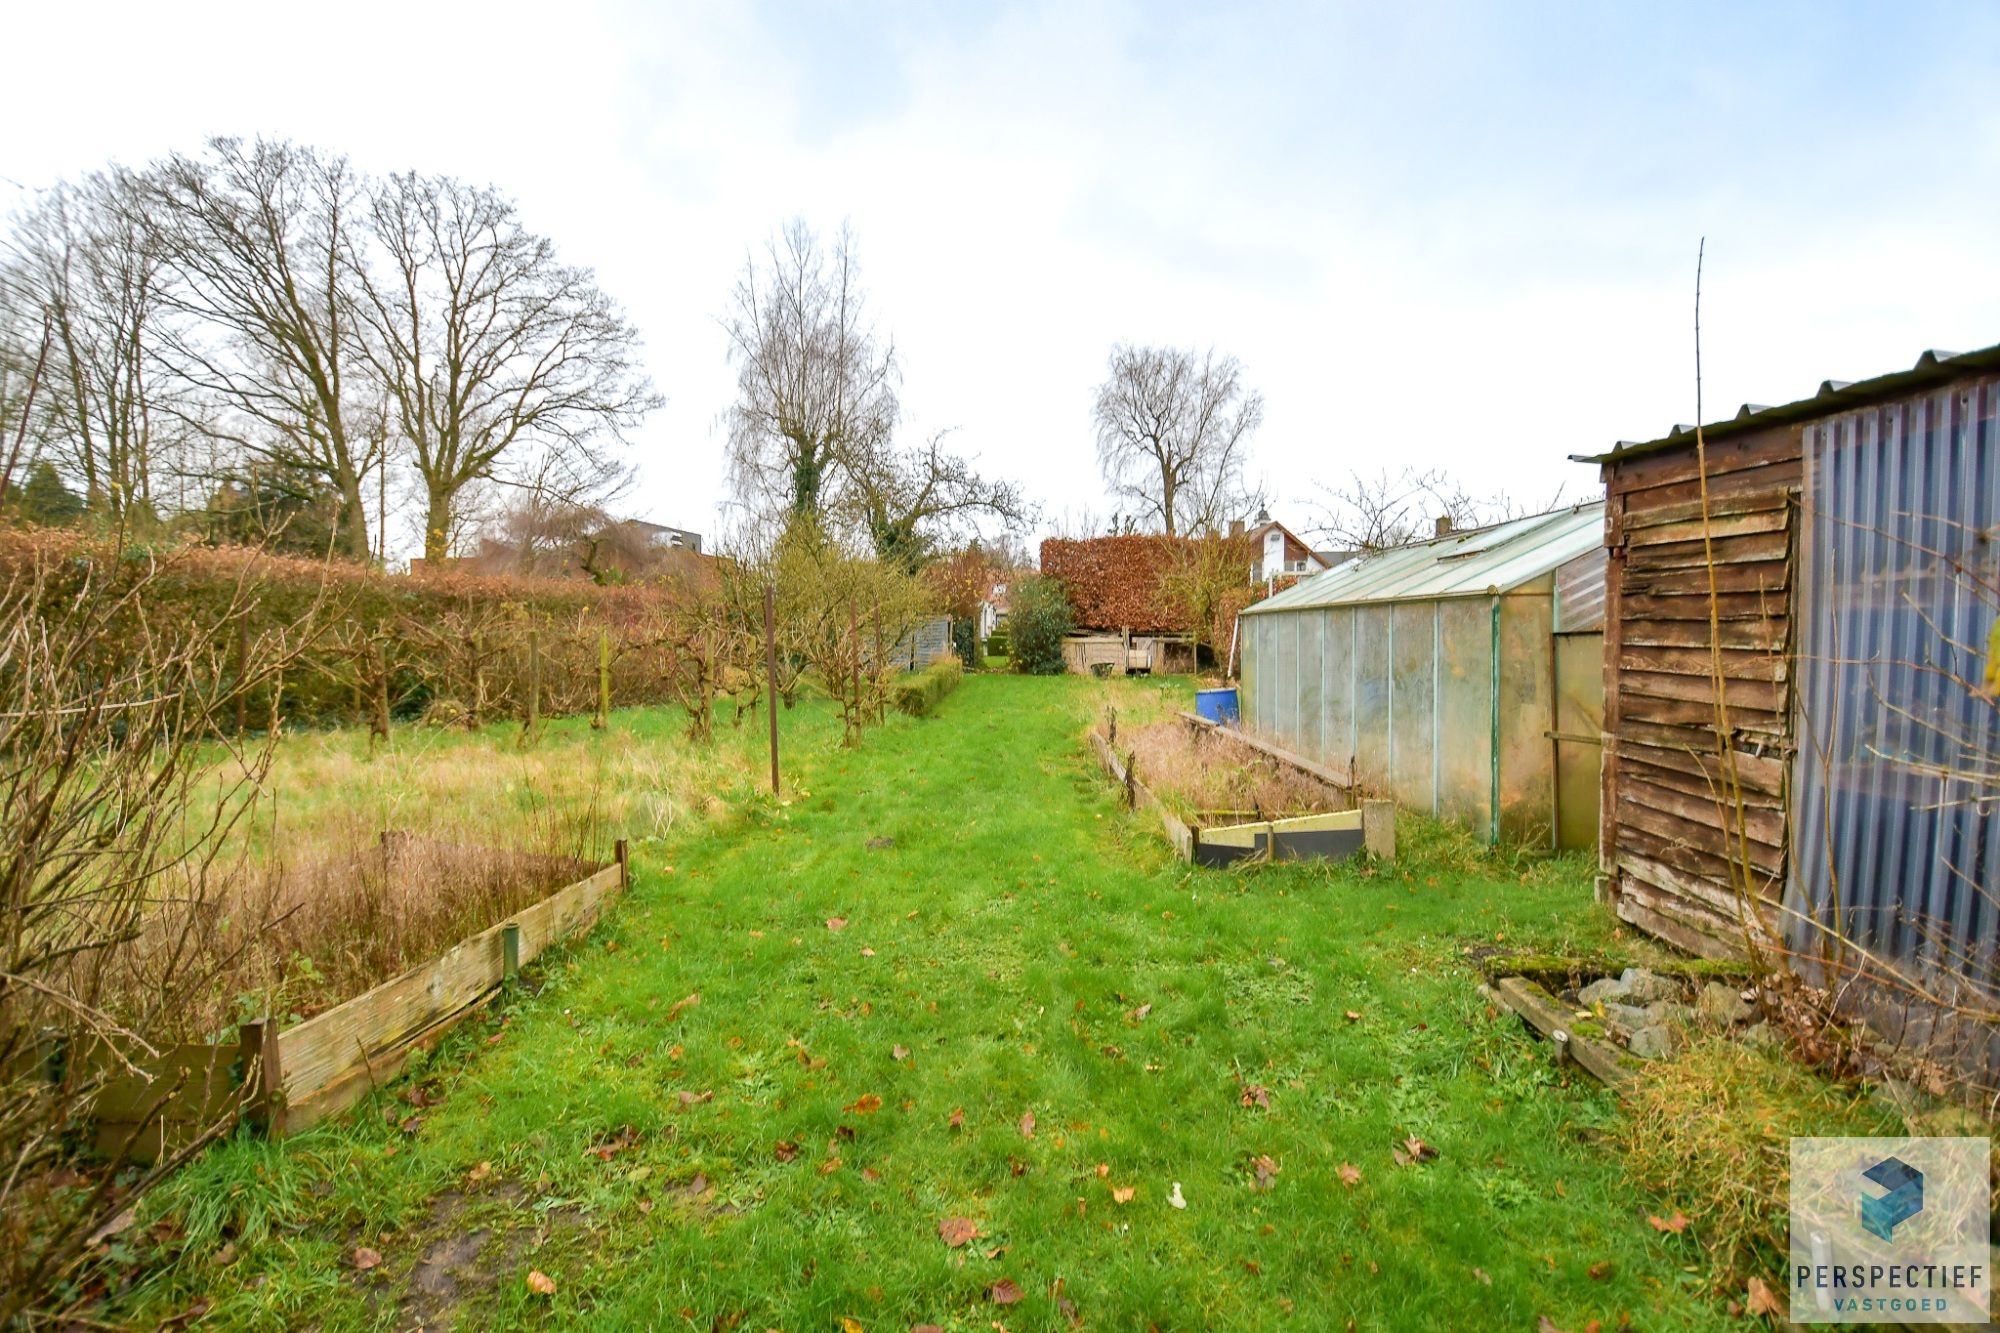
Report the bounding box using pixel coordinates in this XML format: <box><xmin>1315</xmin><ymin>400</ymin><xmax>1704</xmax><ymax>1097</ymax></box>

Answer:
<box><xmin>140</xmin><ymin>675</ymin><xmax>1737</xmax><ymax>1331</ymax></box>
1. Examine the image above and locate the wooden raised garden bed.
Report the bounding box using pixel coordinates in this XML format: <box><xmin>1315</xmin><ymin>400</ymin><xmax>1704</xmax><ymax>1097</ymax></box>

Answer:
<box><xmin>86</xmin><ymin>835</ymin><xmax>629</xmax><ymax>1163</ymax></box>
<box><xmin>1090</xmin><ymin>719</ymin><xmax>1394</xmax><ymax>866</ymax></box>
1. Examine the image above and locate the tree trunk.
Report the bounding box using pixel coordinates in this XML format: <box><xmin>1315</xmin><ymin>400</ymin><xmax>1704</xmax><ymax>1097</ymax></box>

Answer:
<box><xmin>423</xmin><ymin>487</ymin><xmax>453</xmax><ymax>565</ymax></box>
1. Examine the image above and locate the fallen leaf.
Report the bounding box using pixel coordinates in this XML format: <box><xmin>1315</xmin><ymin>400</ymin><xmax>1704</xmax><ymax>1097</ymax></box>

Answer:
<box><xmin>676</xmin><ymin>1090</ymin><xmax>713</xmax><ymax>1108</ymax></box>
<box><xmin>839</xmin><ymin>1318</ymin><xmax>862</xmax><ymax>1333</ymax></box>
<box><xmin>1240</xmin><ymin>1084</ymin><xmax>1271</xmax><ymax>1110</ymax></box>
<box><xmin>948</xmin><ymin>1107</ymin><xmax>965</xmax><ymax>1129</ymax></box>
<box><xmin>985</xmin><ymin>1245</ymin><xmax>1007</xmax><ymax>1259</ymax></box>
<box><xmin>861</xmin><ymin>1167</ymin><xmax>882</xmax><ymax>1183</ymax></box>
<box><xmin>774</xmin><ymin>1140</ymin><xmax>801</xmax><ymax>1162</ymax></box>
<box><xmin>1129</xmin><ymin>1002</ymin><xmax>1152</xmax><ymax>1022</ymax></box>
<box><xmin>1252</xmin><ymin>1154</ymin><xmax>1281</xmax><ymax>1190</ymax></box>
<box><xmin>666</xmin><ymin>992</ymin><xmax>701</xmax><ymax>1021</ymax></box>
<box><xmin>1397</xmin><ymin>1134</ymin><xmax>1437</xmax><ymax>1165</ymax></box>
<box><xmin>913</xmin><ymin>1326</ymin><xmax>945</xmax><ymax>1333</ymax></box>
<box><xmin>1019</xmin><ymin>1109</ymin><xmax>1036</xmax><ymax>1138</ymax></box>
<box><xmin>1344</xmin><ymin>1010</ymin><xmax>1362</xmax><ymax>1022</ymax></box>
<box><xmin>1536</xmin><ymin>1319</ymin><xmax>1566</xmax><ymax>1333</ymax></box>
<box><xmin>989</xmin><ymin>1278</ymin><xmax>1024</xmax><ymax>1305</ymax></box>
<box><xmin>892</xmin><ymin>1044</ymin><xmax>909</xmax><ymax>1061</ymax></box>
<box><xmin>1242</xmin><ymin>1259</ymin><xmax>1263</xmax><ymax>1276</ymax></box>
<box><xmin>88</xmin><ymin>1208</ymin><xmax>137</xmax><ymax>1246</ymax></box>
<box><xmin>819</xmin><ymin>1157</ymin><xmax>843</xmax><ymax>1174</ymax></box>
<box><xmin>1111</xmin><ymin>1185</ymin><xmax>1135</xmax><ymax>1204</ymax></box>
<box><xmin>1095</xmin><ymin>1163</ymin><xmax>1110</xmax><ymax>1178</ymax></box>
<box><xmin>350</xmin><ymin>1246</ymin><xmax>382</xmax><ymax>1271</ymax></box>
<box><xmin>467</xmin><ymin>1161</ymin><xmax>493</xmax><ymax>1184</ymax></box>
<box><xmin>1647</xmin><ymin>1210</ymin><xmax>1691</xmax><ymax>1234</ymax></box>
<box><xmin>1337</xmin><ymin>1162</ymin><xmax>1362</xmax><ymax>1188</ymax></box>
<box><xmin>826</xmin><ymin>917</ymin><xmax>847</xmax><ymax>931</ymax></box>
<box><xmin>1587</xmin><ymin>1259</ymin><xmax>1613</xmax><ymax>1281</ymax></box>
<box><xmin>1472</xmin><ymin>1268</ymin><xmax>1492</xmax><ymax>1286</ymax></box>
<box><xmin>1169</xmin><ymin>1181</ymin><xmax>1187</xmax><ymax>1209</ymax></box>
<box><xmin>846</xmin><ymin>1093</ymin><xmax>883</xmax><ymax>1115</ymax></box>
<box><xmin>861</xmin><ymin>947</ymin><xmax>876</xmax><ymax>957</ymax></box>
<box><xmin>526</xmin><ymin>1270</ymin><xmax>556</xmax><ymax>1295</ymax></box>
<box><xmin>1746</xmin><ymin>1275</ymin><xmax>1781</xmax><ymax>1316</ymax></box>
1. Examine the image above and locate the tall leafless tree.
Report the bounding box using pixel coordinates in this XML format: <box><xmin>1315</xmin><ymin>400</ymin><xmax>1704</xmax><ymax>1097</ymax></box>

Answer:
<box><xmin>3</xmin><ymin>170</ymin><xmax>165</xmax><ymax>521</ymax></box>
<box><xmin>143</xmin><ymin>138</ymin><xmax>379</xmax><ymax>559</ymax></box>
<box><xmin>356</xmin><ymin>171</ymin><xmax>658</xmax><ymax>564</ymax></box>
<box><xmin>1091</xmin><ymin>343</ymin><xmax>1263</xmax><ymax>536</ymax></box>
<box><xmin>724</xmin><ymin>219</ymin><xmax>898</xmax><ymax>521</ymax></box>
<box><xmin>1309</xmin><ymin>466</ymin><xmax>1566</xmax><ymax>552</ymax></box>
<box><xmin>843</xmin><ymin>428</ymin><xmax>1031</xmax><ymax>570</ymax></box>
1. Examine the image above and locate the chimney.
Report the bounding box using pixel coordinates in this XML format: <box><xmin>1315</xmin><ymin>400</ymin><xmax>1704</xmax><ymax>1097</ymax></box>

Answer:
<box><xmin>1228</xmin><ymin>518</ymin><xmax>1244</xmax><ymax>539</ymax></box>
<box><xmin>1435</xmin><ymin>515</ymin><xmax>1454</xmax><ymax>538</ymax></box>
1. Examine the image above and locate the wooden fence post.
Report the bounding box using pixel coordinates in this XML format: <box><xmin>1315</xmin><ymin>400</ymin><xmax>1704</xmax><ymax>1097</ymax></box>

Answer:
<box><xmin>1362</xmin><ymin>799</ymin><xmax>1396</xmax><ymax>861</ymax></box>
<box><xmin>238</xmin><ymin>1018</ymin><xmax>284</xmax><ymax>1138</ymax></box>
<box><xmin>524</xmin><ymin>627</ymin><xmax>541</xmax><ymax>743</ymax></box>
<box><xmin>763</xmin><ymin>583</ymin><xmax>780</xmax><ymax>796</ymax></box>
<box><xmin>594</xmin><ymin>629</ymin><xmax>610</xmax><ymax>730</ymax></box>
<box><xmin>615</xmin><ymin>837</ymin><xmax>631</xmax><ymax>888</ymax></box>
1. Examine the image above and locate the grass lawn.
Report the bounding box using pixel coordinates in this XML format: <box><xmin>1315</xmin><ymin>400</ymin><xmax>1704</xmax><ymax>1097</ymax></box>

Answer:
<box><xmin>128</xmin><ymin>673</ymin><xmax>1769</xmax><ymax>1331</ymax></box>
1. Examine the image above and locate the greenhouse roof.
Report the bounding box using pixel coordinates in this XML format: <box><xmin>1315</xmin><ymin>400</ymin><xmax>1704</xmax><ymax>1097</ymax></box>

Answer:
<box><xmin>1242</xmin><ymin>502</ymin><xmax>1605</xmax><ymax>614</ymax></box>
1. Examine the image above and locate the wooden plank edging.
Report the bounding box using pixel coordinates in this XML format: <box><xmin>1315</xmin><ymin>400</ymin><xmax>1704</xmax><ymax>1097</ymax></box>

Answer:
<box><xmin>276</xmin><ymin>859</ymin><xmax>625</xmax><ymax>1130</ymax></box>
<box><xmin>1487</xmin><ymin>976</ymin><xmax>1640</xmax><ymax>1088</ymax></box>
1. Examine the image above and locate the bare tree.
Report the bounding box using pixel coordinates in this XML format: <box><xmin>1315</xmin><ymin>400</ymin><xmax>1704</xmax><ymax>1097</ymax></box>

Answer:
<box><xmin>1092</xmin><ymin>343</ymin><xmax>1262</xmax><ymax>536</ymax></box>
<box><xmin>143</xmin><ymin>138</ymin><xmax>379</xmax><ymax>559</ymax></box>
<box><xmin>843</xmin><ymin>428</ymin><xmax>1031</xmax><ymax>570</ymax></box>
<box><xmin>356</xmin><ymin>171</ymin><xmax>658</xmax><ymax>564</ymax></box>
<box><xmin>4</xmin><ymin>170</ymin><xmax>165</xmax><ymax>521</ymax></box>
<box><xmin>724</xmin><ymin>218</ymin><xmax>897</xmax><ymax>521</ymax></box>
<box><xmin>1309</xmin><ymin>466</ymin><xmax>1567</xmax><ymax>552</ymax></box>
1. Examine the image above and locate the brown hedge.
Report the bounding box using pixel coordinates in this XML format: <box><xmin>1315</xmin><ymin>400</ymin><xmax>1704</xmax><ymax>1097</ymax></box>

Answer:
<box><xmin>0</xmin><ymin>531</ymin><xmax>708</xmax><ymax>727</ymax></box>
<box><xmin>1038</xmin><ymin>535</ymin><xmax>1191</xmax><ymax>632</ymax></box>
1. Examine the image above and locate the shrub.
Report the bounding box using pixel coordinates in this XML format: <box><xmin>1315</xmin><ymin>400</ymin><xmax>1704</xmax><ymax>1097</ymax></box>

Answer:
<box><xmin>1008</xmin><ymin>575</ymin><xmax>1074</xmax><ymax>675</ymax></box>
<box><xmin>890</xmin><ymin>656</ymin><xmax>964</xmax><ymax>716</ymax></box>
<box><xmin>951</xmin><ymin>618</ymin><xmax>978</xmax><ymax>669</ymax></box>
<box><xmin>987</xmin><ymin>628</ymin><xmax>1009</xmax><ymax>657</ymax></box>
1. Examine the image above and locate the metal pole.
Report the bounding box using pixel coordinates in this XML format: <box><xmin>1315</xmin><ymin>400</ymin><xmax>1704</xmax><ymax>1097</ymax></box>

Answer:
<box><xmin>763</xmin><ymin>582</ymin><xmax>780</xmax><ymax>796</ymax></box>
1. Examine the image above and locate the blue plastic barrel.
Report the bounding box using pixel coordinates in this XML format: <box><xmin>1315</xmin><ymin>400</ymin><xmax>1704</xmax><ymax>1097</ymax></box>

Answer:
<box><xmin>1194</xmin><ymin>687</ymin><xmax>1240</xmax><ymax>725</ymax></box>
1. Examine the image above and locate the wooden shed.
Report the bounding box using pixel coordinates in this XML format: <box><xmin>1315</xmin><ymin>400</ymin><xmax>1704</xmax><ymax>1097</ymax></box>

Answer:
<box><xmin>1238</xmin><ymin>503</ymin><xmax>1606</xmax><ymax>849</ymax></box>
<box><xmin>1580</xmin><ymin>344</ymin><xmax>2000</xmax><ymax>1019</ymax></box>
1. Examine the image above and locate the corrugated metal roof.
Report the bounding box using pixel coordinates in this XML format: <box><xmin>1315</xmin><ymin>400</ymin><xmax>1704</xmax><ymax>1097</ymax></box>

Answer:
<box><xmin>1572</xmin><ymin>342</ymin><xmax>2000</xmax><ymax>466</ymax></box>
<box><xmin>1242</xmin><ymin>502</ymin><xmax>1606</xmax><ymax>614</ymax></box>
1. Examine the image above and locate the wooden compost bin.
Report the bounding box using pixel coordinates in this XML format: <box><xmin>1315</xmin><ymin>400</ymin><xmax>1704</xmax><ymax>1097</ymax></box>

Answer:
<box><xmin>88</xmin><ymin>835</ymin><xmax>629</xmax><ymax>1163</ymax></box>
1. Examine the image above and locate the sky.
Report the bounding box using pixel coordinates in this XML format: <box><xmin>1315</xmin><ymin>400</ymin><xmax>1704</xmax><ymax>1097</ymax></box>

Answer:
<box><xmin>5</xmin><ymin>0</ymin><xmax>2000</xmax><ymax>558</ymax></box>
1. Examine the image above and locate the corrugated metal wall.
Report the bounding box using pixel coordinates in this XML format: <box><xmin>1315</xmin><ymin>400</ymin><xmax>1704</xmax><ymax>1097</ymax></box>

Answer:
<box><xmin>1790</xmin><ymin>377</ymin><xmax>2000</xmax><ymax>1038</ymax></box>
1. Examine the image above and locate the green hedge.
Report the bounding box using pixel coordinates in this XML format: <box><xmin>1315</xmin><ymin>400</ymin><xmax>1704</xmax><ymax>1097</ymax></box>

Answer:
<box><xmin>889</xmin><ymin>657</ymin><xmax>964</xmax><ymax>717</ymax></box>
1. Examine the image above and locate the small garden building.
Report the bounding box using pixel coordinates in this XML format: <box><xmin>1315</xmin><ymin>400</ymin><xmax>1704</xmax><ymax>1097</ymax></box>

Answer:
<box><xmin>1238</xmin><ymin>503</ymin><xmax>1607</xmax><ymax>849</ymax></box>
<box><xmin>1579</xmin><ymin>343</ymin><xmax>2000</xmax><ymax>1028</ymax></box>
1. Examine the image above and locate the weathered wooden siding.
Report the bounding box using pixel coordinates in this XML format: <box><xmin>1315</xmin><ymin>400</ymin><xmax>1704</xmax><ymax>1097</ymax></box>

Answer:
<box><xmin>1599</xmin><ymin>423</ymin><xmax>1802</xmax><ymax>957</ymax></box>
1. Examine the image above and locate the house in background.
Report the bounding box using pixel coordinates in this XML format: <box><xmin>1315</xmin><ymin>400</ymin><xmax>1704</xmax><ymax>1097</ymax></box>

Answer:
<box><xmin>1233</xmin><ymin>509</ymin><xmax>1337</xmax><ymax>584</ymax></box>
<box><xmin>978</xmin><ymin>582</ymin><xmax>1010</xmax><ymax>641</ymax></box>
<box><xmin>621</xmin><ymin>520</ymin><xmax>703</xmax><ymax>554</ymax></box>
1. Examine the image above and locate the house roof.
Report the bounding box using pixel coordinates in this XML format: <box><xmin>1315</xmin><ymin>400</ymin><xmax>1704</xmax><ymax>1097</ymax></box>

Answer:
<box><xmin>1242</xmin><ymin>502</ymin><xmax>1605</xmax><ymax>615</ymax></box>
<box><xmin>1571</xmin><ymin>341</ymin><xmax>2000</xmax><ymax>467</ymax></box>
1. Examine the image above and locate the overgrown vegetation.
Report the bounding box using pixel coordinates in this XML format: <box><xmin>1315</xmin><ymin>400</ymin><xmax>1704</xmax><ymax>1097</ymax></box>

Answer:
<box><xmin>92</xmin><ymin>676</ymin><xmax>1848</xmax><ymax>1331</ymax></box>
<box><xmin>1005</xmin><ymin>572</ymin><xmax>1073</xmax><ymax>675</ymax></box>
